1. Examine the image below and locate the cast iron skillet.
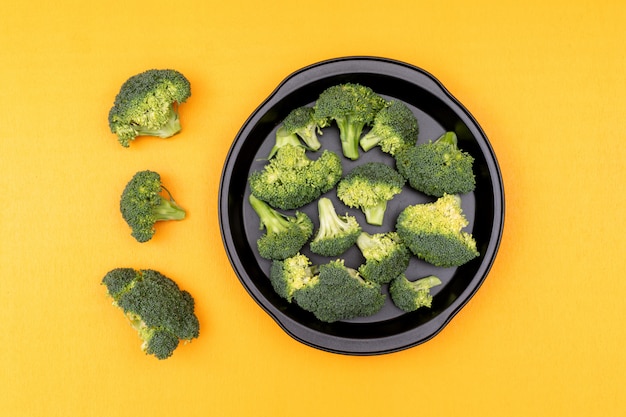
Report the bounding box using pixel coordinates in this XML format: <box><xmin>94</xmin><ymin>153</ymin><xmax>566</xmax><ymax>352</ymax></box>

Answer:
<box><xmin>219</xmin><ymin>56</ymin><xmax>504</xmax><ymax>355</ymax></box>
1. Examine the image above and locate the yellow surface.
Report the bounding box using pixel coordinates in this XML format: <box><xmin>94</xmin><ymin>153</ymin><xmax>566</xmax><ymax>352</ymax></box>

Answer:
<box><xmin>1</xmin><ymin>0</ymin><xmax>624</xmax><ymax>415</ymax></box>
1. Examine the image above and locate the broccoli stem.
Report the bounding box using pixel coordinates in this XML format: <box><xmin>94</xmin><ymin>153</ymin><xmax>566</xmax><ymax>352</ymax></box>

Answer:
<box><xmin>249</xmin><ymin>194</ymin><xmax>288</xmax><ymax>233</ymax></box>
<box><xmin>153</xmin><ymin>196</ymin><xmax>186</xmax><ymax>221</ymax></box>
<box><xmin>336</xmin><ymin>118</ymin><xmax>365</xmax><ymax>160</ymax></box>
<box><xmin>268</xmin><ymin>126</ymin><xmax>306</xmax><ymax>159</ymax></box>
<box><xmin>359</xmin><ymin>129</ymin><xmax>382</xmax><ymax>152</ymax></box>
<box><xmin>133</xmin><ymin>105</ymin><xmax>182</xmax><ymax>138</ymax></box>
<box><xmin>436</xmin><ymin>131</ymin><xmax>457</xmax><ymax>146</ymax></box>
<box><xmin>363</xmin><ymin>202</ymin><xmax>387</xmax><ymax>226</ymax></box>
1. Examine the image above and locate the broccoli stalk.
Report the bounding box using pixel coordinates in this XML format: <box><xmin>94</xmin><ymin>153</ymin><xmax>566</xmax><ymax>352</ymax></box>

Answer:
<box><xmin>120</xmin><ymin>170</ymin><xmax>186</xmax><ymax>243</ymax></box>
<box><xmin>359</xmin><ymin>100</ymin><xmax>419</xmax><ymax>156</ymax></box>
<box><xmin>336</xmin><ymin>162</ymin><xmax>405</xmax><ymax>226</ymax></box>
<box><xmin>389</xmin><ymin>274</ymin><xmax>442</xmax><ymax>312</ymax></box>
<box><xmin>309</xmin><ymin>197</ymin><xmax>362</xmax><ymax>257</ymax></box>
<box><xmin>108</xmin><ymin>69</ymin><xmax>191</xmax><ymax>147</ymax></box>
<box><xmin>313</xmin><ymin>83</ymin><xmax>386</xmax><ymax>160</ymax></box>
<box><xmin>102</xmin><ymin>268</ymin><xmax>200</xmax><ymax>360</ymax></box>
<box><xmin>249</xmin><ymin>194</ymin><xmax>313</xmax><ymax>260</ymax></box>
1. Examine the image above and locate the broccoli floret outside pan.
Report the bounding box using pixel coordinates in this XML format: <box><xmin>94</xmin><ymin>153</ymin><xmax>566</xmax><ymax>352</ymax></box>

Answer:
<box><xmin>108</xmin><ymin>69</ymin><xmax>191</xmax><ymax>147</ymax></box>
<box><xmin>355</xmin><ymin>231</ymin><xmax>411</xmax><ymax>284</ymax></box>
<box><xmin>269</xmin><ymin>253</ymin><xmax>319</xmax><ymax>302</ymax></box>
<box><xmin>309</xmin><ymin>197</ymin><xmax>362</xmax><ymax>257</ymax></box>
<box><xmin>248</xmin><ymin>144</ymin><xmax>342</xmax><ymax>210</ymax></box>
<box><xmin>389</xmin><ymin>274</ymin><xmax>442</xmax><ymax>312</ymax></box>
<box><xmin>395</xmin><ymin>131</ymin><xmax>476</xmax><ymax>197</ymax></box>
<box><xmin>395</xmin><ymin>194</ymin><xmax>480</xmax><ymax>267</ymax></box>
<box><xmin>313</xmin><ymin>83</ymin><xmax>386</xmax><ymax>160</ymax></box>
<box><xmin>102</xmin><ymin>268</ymin><xmax>199</xmax><ymax>360</ymax></box>
<box><xmin>249</xmin><ymin>194</ymin><xmax>313</xmax><ymax>260</ymax></box>
<box><xmin>359</xmin><ymin>100</ymin><xmax>419</xmax><ymax>156</ymax></box>
<box><xmin>336</xmin><ymin>162</ymin><xmax>405</xmax><ymax>226</ymax></box>
<box><xmin>120</xmin><ymin>170</ymin><xmax>186</xmax><ymax>243</ymax></box>
<box><xmin>292</xmin><ymin>259</ymin><xmax>385</xmax><ymax>323</ymax></box>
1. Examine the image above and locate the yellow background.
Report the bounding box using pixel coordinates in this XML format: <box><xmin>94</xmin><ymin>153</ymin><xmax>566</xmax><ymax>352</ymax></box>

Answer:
<box><xmin>1</xmin><ymin>0</ymin><xmax>624</xmax><ymax>415</ymax></box>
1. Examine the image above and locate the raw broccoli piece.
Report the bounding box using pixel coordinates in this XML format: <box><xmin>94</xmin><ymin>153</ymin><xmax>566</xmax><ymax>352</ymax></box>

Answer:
<box><xmin>269</xmin><ymin>106</ymin><xmax>325</xmax><ymax>158</ymax></box>
<box><xmin>249</xmin><ymin>144</ymin><xmax>343</xmax><ymax>210</ymax></box>
<box><xmin>395</xmin><ymin>194</ymin><xmax>479</xmax><ymax>267</ymax></box>
<box><xmin>309</xmin><ymin>197</ymin><xmax>362</xmax><ymax>257</ymax></box>
<box><xmin>120</xmin><ymin>170</ymin><xmax>186</xmax><ymax>243</ymax></box>
<box><xmin>355</xmin><ymin>231</ymin><xmax>411</xmax><ymax>284</ymax></box>
<box><xmin>336</xmin><ymin>162</ymin><xmax>405</xmax><ymax>226</ymax></box>
<box><xmin>108</xmin><ymin>69</ymin><xmax>191</xmax><ymax>147</ymax></box>
<box><xmin>359</xmin><ymin>100</ymin><xmax>419</xmax><ymax>156</ymax></box>
<box><xmin>313</xmin><ymin>83</ymin><xmax>386</xmax><ymax>160</ymax></box>
<box><xmin>102</xmin><ymin>268</ymin><xmax>199</xmax><ymax>360</ymax></box>
<box><xmin>249</xmin><ymin>194</ymin><xmax>313</xmax><ymax>260</ymax></box>
<box><xmin>389</xmin><ymin>274</ymin><xmax>442</xmax><ymax>312</ymax></box>
<box><xmin>269</xmin><ymin>253</ymin><xmax>319</xmax><ymax>302</ymax></box>
<box><xmin>292</xmin><ymin>259</ymin><xmax>385</xmax><ymax>323</ymax></box>
<box><xmin>395</xmin><ymin>131</ymin><xmax>476</xmax><ymax>197</ymax></box>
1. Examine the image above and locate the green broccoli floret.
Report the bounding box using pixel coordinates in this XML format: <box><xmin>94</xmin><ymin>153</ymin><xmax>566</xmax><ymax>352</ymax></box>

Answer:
<box><xmin>269</xmin><ymin>253</ymin><xmax>319</xmax><ymax>302</ymax></box>
<box><xmin>309</xmin><ymin>197</ymin><xmax>362</xmax><ymax>257</ymax></box>
<box><xmin>249</xmin><ymin>144</ymin><xmax>343</xmax><ymax>210</ymax></box>
<box><xmin>120</xmin><ymin>170</ymin><xmax>186</xmax><ymax>243</ymax></box>
<box><xmin>359</xmin><ymin>100</ymin><xmax>419</xmax><ymax>156</ymax></box>
<box><xmin>108</xmin><ymin>69</ymin><xmax>191</xmax><ymax>147</ymax></box>
<box><xmin>102</xmin><ymin>268</ymin><xmax>199</xmax><ymax>360</ymax></box>
<box><xmin>389</xmin><ymin>274</ymin><xmax>442</xmax><ymax>312</ymax></box>
<box><xmin>268</xmin><ymin>106</ymin><xmax>325</xmax><ymax>158</ymax></box>
<box><xmin>395</xmin><ymin>131</ymin><xmax>476</xmax><ymax>197</ymax></box>
<box><xmin>249</xmin><ymin>194</ymin><xmax>313</xmax><ymax>260</ymax></box>
<box><xmin>336</xmin><ymin>162</ymin><xmax>405</xmax><ymax>226</ymax></box>
<box><xmin>395</xmin><ymin>194</ymin><xmax>480</xmax><ymax>267</ymax></box>
<box><xmin>355</xmin><ymin>231</ymin><xmax>411</xmax><ymax>284</ymax></box>
<box><xmin>292</xmin><ymin>259</ymin><xmax>385</xmax><ymax>323</ymax></box>
<box><xmin>313</xmin><ymin>83</ymin><xmax>386</xmax><ymax>160</ymax></box>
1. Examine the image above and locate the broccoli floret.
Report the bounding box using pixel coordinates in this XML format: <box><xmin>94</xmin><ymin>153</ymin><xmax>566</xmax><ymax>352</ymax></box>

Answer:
<box><xmin>249</xmin><ymin>144</ymin><xmax>343</xmax><ymax>210</ymax></box>
<box><xmin>313</xmin><ymin>83</ymin><xmax>386</xmax><ymax>160</ymax></box>
<box><xmin>120</xmin><ymin>170</ymin><xmax>186</xmax><ymax>243</ymax></box>
<box><xmin>249</xmin><ymin>194</ymin><xmax>313</xmax><ymax>260</ymax></box>
<box><xmin>389</xmin><ymin>274</ymin><xmax>442</xmax><ymax>312</ymax></box>
<box><xmin>336</xmin><ymin>162</ymin><xmax>405</xmax><ymax>226</ymax></box>
<box><xmin>309</xmin><ymin>197</ymin><xmax>362</xmax><ymax>257</ymax></box>
<box><xmin>102</xmin><ymin>268</ymin><xmax>199</xmax><ymax>360</ymax></box>
<box><xmin>269</xmin><ymin>106</ymin><xmax>325</xmax><ymax>158</ymax></box>
<box><xmin>355</xmin><ymin>231</ymin><xmax>411</xmax><ymax>284</ymax></box>
<box><xmin>359</xmin><ymin>100</ymin><xmax>419</xmax><ymax>156</ymax></box>
<box><xmin>292</xmin><ymin>259</ymin><xmax>385</xmax><ymax>323</ymax></box>
<box><xmin>108</xmin><ymin>69</ymin><xmax>191</xmax><ymax>147</ymax></box>
<box><xmin>395</xmin><ymin>131</ymin><xmax>476</xmax><ymax>197</ymax></box>
<box><xmin>395</xmin><ymin>194</ymin><xmax>479</xmax><ymax>267</ymax></box>
<box><xmin>269</xmin><ymin>253</ymin><xmax>319</xmax><ymax>302</ymax></box>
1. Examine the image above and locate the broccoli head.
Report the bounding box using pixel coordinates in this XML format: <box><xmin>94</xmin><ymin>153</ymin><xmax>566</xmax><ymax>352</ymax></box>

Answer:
<box><xmin>355</xmin><ymin>231</ymin><xmax>411</xmax><ymax>284</ymax></box>
<box><xmin>249</xmin><ymin>144</ymin><xmax>343</xmax><ymax>210</ymax></box>
<box><xmin>102</xmin><ymin>268</ymin><xmax>199</xmax><ymax>360</ymax></box>
<box><xmin>292</xmin><ymin>259</ymin><xmax>385</xmax><ymax>323</ymax></box>
<box><xmin>389</xmin><ymin>274</ymin><xmax>442</xmax><ymax>312</ymax></box>
<box><xmin>249</xmin><ymin>194</ymin><xmax>313</xmax><ymax>260</ymax></box>
<box><xmin>269</xmin><ymin>253</ymin><xmax>319</xmax><ymax>302</ymax></box>
<box><xmin>313</xmin><ymin>83</ymin><xmax>386</xmax><ymax>160</ymax></box>
<box><xmin>359</xmin><ymin>100</ymin><xmax>419</xmax><ymax>156</ymax></box>
<box><xmin>395</xmin><ymin>194</ymin><xmax>479</xmax><ymax>267</ymax></box>
<box><xmin>336</xmin><ymin>162</ymin><xmax>405</xmax><ymax>226</ymax></box>
<box><xmin>395</xmin><ymin>131</ymin><xmax>476</xmax><ymax>197</ymax></box>
<box><xmin>273</xmin><ymin>106</ymin><xmax>325</xmax><ymax>156</ymax></box>
<box><xmin>309</xmin><ymin>197</ymin><xmax>362</xmax><ymax>257</ymax></box>
<box><xmin>119</xmin><ymin>170</ymin><xmax>186</xmax><ymax>243</ymax></box>
<box><xmin>108</xmin><ymin>69</ymin><xmax>191</xmax><ymax>147</ymax></box>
